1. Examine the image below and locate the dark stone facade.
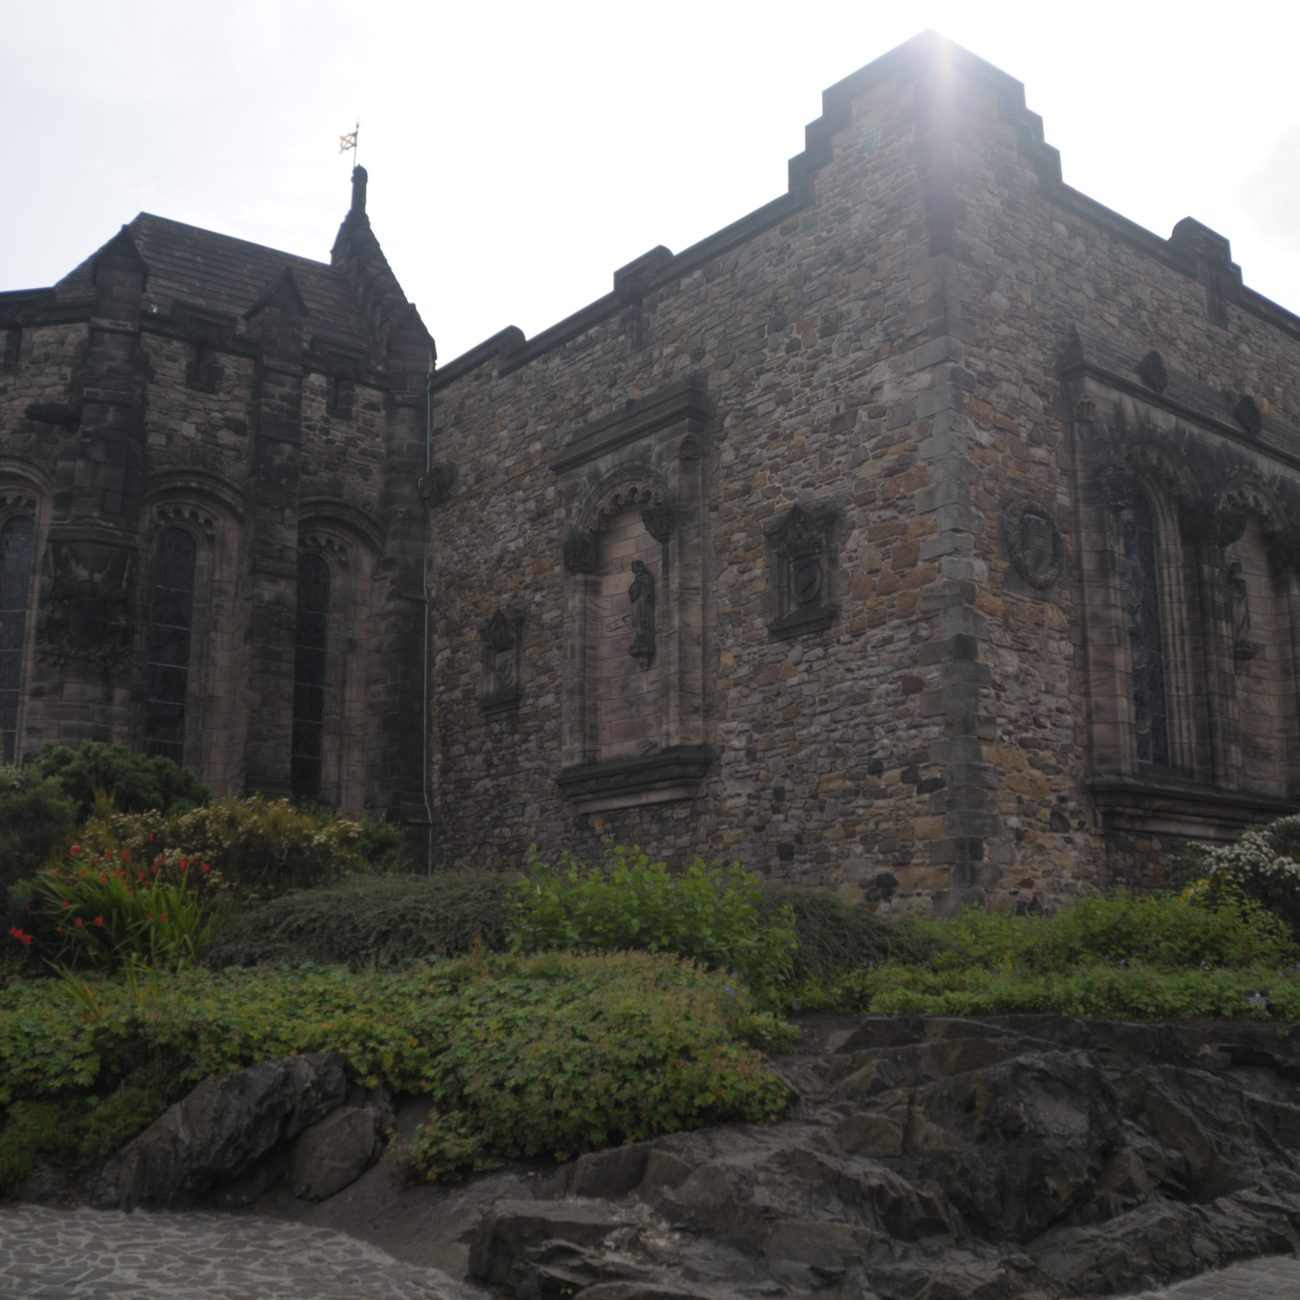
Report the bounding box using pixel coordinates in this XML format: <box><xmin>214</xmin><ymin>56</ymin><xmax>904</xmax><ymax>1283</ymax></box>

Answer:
<box><xmin>0</xmin><ymin>167</ymin><xmax>433</xmax><ymax>829</ymax></box>
<box><xmin>6</xmin><ymin>35</ymin><xmax>1300</xmax><ymax>908</ymax></box>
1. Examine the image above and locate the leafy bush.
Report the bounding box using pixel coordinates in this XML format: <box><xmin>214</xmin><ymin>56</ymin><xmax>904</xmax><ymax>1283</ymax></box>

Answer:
<box><xmin>203</xmin><ymin>872</ymin><xmax>512</xmax><ymax>969</ymax></box>
<box><xmin>0</xmin><ymin>953</ymin><xmax>788</xmax><ymax>1189</ymax></box>
<box><xmin>910</xmin><ymin>891</ymin><xmax>1296</xmax><ymax>973</ymax></box>
<box><xmin>0</xmin><ymin>765</ymin><xmax>77</xmax><ymax>896</ymax></box>
<box><xmin>29</xmin><ymin>742</ymin><xmax>207</xmax><ymax>820</ymax></box>
<box><xmin>760</xmin><ymin>885</ymin><xmax>940</xmax><ymax>980</ymax></box>
<box><xmin>509</xmin><ymin>844</ymin><xmax>796</xmax><ymax>1005</ymax></box>
<box><xmin>1182</xmin><ymin>817</ymin><xmax>1300</xmax><ymax>938</ymax></box>
<box><xmin>815</xmin><ymin>961</ymin><xmax>1300</xmax><ymax>1021</ymax></box>
<box><xmin>27</xmin><ymin>843</ymin><xmax>214</xmax><ymax>972</ymax></box>
<box><xmin>74</xmin><ymin>795</ymin><xmax>370</xmax><ymax>906</ymax></box>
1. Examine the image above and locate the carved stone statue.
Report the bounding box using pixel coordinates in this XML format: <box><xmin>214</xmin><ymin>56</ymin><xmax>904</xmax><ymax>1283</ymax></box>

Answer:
<box><xmin>1227</xmin><ymin>560</ymin><xmax>1258</xmax><ymax>663</ymax></box>
<box><xmin>628</xmin><ymin>559</ymin><xmax>656</xmax><ymax>670</ymax></box>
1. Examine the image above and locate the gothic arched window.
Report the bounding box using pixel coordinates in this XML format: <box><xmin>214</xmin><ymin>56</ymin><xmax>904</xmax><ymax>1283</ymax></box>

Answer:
<box><xmin>1120</xmin><ymin>493</ymin><xmax>1171</xmax><ymax>766</ymax></box>
<box><xmin>0</xmin><ymin>514</ymin><xmax>35</xmax><ymax>763</ymax></box>
<box><xmin>292</xmin><ymin>554</ymin><xmax>330</xmax><ymax>800</ymax></box>
<box><xmin>143</xmin><ymin>528</ymin><xmax>197</xmax><ymax>764</ymax></box>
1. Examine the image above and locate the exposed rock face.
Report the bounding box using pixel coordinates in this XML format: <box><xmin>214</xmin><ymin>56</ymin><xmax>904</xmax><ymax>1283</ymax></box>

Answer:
<box><xmin>94</xmin><ymin>1053</ymin><xmax>356</xmax><ymax>1211</ymax></box>
<box><xmin>465</xmin><ymin>1016</ymin><xmax>1300</xmax><ymax>1299</ymax></box>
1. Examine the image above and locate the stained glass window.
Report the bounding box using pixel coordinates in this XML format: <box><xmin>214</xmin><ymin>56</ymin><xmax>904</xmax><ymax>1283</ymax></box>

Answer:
<box><xmin>1121</xmin><ymin>494</ymin><xmax>1171</xmax><ymax>766</ymax></box>
<box><xmin>144</xmin><ymin>528</ymin><xmax>196</xmax><ymax>764</ymax></box>
<box><xmin>291</xmin><ymin>554</ymin><xmax>330</xmax><ymax>800</ymax></box>
<box><xmin>0</xmin><ymin>515</ymin><xmax>35</xmax><ymax>764</ymax></box>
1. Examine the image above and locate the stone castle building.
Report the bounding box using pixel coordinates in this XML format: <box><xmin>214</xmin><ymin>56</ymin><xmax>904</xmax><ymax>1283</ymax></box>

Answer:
<box><xmin>4</xmin><ymin>34</ymin><xmax>1300</xmax><ymax>910</ymax></box>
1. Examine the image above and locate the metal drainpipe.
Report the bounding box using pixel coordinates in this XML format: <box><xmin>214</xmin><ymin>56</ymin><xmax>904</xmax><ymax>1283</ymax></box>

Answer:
<box><xmin>421</xmin><ymin>360</ymin><xmax>435</xmax><ymax>873</ymax></box>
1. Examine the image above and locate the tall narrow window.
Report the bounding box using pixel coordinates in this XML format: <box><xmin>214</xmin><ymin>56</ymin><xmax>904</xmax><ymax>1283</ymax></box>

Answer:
<box><xmin>0</xmin><ymin>515</ymin><xmax>35</xmax><ymax>764</ymax></box>
<box><xmin>1120</xmin><ymin>494</ymin><xmax>1170</xmax><ymax>766</ymax></box>
<box><xmin>292</xmin><ymin>554</ymin><xmax>330</xmax><ymax>800</ymax></box>
<box><xmin>144</xmin><ymin>528</ymin><xmax>196</xmax><ymax>764</ymax></box>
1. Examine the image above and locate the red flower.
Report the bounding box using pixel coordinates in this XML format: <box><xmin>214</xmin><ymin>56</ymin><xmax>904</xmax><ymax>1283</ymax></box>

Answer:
<box><xmin>147</xmin><ymin>832</ymin><xmax>156</xmax><ymax>843</ymax></box>
<box><xmin>94</xmin><ymin>915</ymin><xmax>105</xmax><ymax>927</ymax></box>
<box><xmin>150</xmin><ymin>864</ymin><xmax>159</xmax><ymax>875</ymax></box>
<box><xmin>61</xmin><ymin>900</ymin><xmax>70</xmax><ymax>909</ymax></box>
<box><xmin>145</xmin><ymin>912</ymin><xmax>153</xmax><ymax>922</ymax></box>
<box><xmin>115</xmin><ymin>869</ymin><xmax>124</xmax><ymax>879</ymax></box>
<box><xmin>160</xmin><ymin>912</ymin><xmax>169</xmax><ymax>922</ymax></box>
<box><xmin>137</xmin><ymin>872</ymin><xmax>146</xmax><ymax>882</ymax></box>
<box><xmin>120</xmin><ymin>849</ymin><xmax>129</xmax><ymax>860</ymax></box>
<box><xmin>201</xmin><ymin>863</ymin><xmax>211</xmax><ymax>874</ymax></box>
<box><xmin>7</xmin><ymin>927</ymin><xmax>32</xmax><ymax>946</ymax></box>
<box><xmin>73</xmin><ymin>917</ymin><xmax>84</xmax><ymax>928</ymax></box>
<box><xmin>69</xmin><ymin>845</ymin><xmax>82</xmax><ymax>856</ymax></box>
<box><xmin>179</xmin><ymin>858</ymin><xmax>188</xmax><ymax>870</ymax></box>
<box><xmin>99</xmin><ymin>873</ymin><xmax>108</xmax><ymax>883</ymax></box>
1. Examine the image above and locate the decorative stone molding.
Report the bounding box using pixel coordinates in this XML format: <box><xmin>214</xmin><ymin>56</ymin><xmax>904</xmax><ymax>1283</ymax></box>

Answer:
<box><xmin>555</xmin><ymin>746</ymin><xmax>711</xmax><ymax>815</ymax></box>
<box><xmin>1228</xmin><ymin>393</ymin><xmax>1263</xmax><ymax>436</ymax></box>
<box><xmin>1001</xmin><ymin>495</ymin><xmax>1064</xmax><ymax>590</ymax></box>
<box><xmin>417</xmin><ymin>464</ymin><xmax>456</xmax><ymax>507</ymax></box>
<box><xmin>562</xmin><ymin>528</ymin><xmax>598</xmax><ymax>575</ymax></box>
<box><xmin>479</xmin><ymin>608</ymin><xmax>525</xmax><ymax>712</ymax></box>
<box><xmin>1135</xmin><ymin>350</ymin><xmax>1168</xmax><ymax>393</ymax></box>
<box><xmin>764</xmin><ymin>501</ymin><xmax>841</xmax><ymax>639</ymax></box>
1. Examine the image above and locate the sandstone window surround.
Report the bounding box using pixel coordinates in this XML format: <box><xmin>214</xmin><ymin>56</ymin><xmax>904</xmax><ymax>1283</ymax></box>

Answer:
<box><xmin>293</xmin><ymin>506</ymin><xmax>381</xmax><ymax>810</ymax></box>
<box><xmin>551</xmin><ymin>379</ymin><xmax>709</xmax><ymax>813</ymax></box>
<box><xmin>140</xmin><ymin>483</ymin><xmax>243</xmax><ymax>786</ymax></box>
<box><xmin>1065</xmin><ymin>331</ymin><xmax>1300</xmax><ymax>841</ymax></box>
<box><xmin>142</xmin><ymin>526</ymin><xmax>196</xmax><ymax>767</ymax></box>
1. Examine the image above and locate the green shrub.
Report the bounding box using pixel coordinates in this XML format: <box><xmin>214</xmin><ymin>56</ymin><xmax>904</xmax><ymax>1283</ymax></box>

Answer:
<box><xmin>29</xmin><ymin>742</ymin><xmax>207</xmax><ymax>820</ymax></box>
<box><xmin>1183</xmin><ymin>816</ymin><xmax>1300</xmax><ymax>938</ymax></box>
<box><xmin>74</xmin><ymin>795</ymin><xmax>369</xmax><ymax>906</ymax></box>
<box><xmin>508</xmin><ymin>844</ymin><xmax>796</xmax><ymax>1005</ymax></box>
<box><xmin>0</xmin><ymin>765</ymin><xmax>77</xmax><ymax>895</ymax></box>
<box><xmin>760</xmin><ymin>885</ymin><xmax>940</xmax><ymax>980</ymax></box>
<box><xmin>202</xmin><ymin>872</ymin><xmax>512</xmax><ymax>969</ymax></box>
<box><xmin>0</xmin><ymin>953</ymin><xmax>789</xmax><ymax>1189</ymax></box>
<box><xmin>819</xmin><ymin>961</ymin><xmax>1300</xmax><ymax>1021</ymax></box>
<box><xmin>909</xmin><ymin>891</ymin><xmax>1296</xmax><ymax>973</ymax></box>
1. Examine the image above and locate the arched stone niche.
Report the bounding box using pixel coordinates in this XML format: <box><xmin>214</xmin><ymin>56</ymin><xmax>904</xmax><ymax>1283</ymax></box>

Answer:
<box><xmin>551</xmin><ymin>379</ymin><xmax>710</xmax><ymax>813</ymax></box>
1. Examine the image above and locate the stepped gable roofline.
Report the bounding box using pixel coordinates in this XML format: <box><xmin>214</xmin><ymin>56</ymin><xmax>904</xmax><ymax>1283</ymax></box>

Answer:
<box><xmin>435</xmin><ymin>31</ymin><xmax>1300</xmax><ymax>384</ymax></box>
<box><xmin>54</xmin><ymin>212</ymin><xmax>377</xmax><ymax>355</ymax></box>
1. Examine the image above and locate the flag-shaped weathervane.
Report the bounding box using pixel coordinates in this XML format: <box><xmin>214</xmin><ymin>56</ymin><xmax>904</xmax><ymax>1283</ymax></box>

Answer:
<box><xmin>340</xmin><ymin>122</ymin><xmax>359</xmax><ymax>165</ymax></box>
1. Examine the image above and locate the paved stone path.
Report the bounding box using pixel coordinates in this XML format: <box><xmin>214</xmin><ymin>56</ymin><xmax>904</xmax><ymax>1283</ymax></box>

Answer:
<box><xmin>0</xmin><ymin>1207</ymin><xmax>485</xmax><ymax>1300</ymax></box>
<box><xmin>1113</xmin><ymin>1253</ymin><xmax>1300</xmax><ymax>1299</ymax></box>
<box><xmin>0</xmin><ymin>1206</ymin><xmax>1295</xmax><ymax>1299</ymax></box>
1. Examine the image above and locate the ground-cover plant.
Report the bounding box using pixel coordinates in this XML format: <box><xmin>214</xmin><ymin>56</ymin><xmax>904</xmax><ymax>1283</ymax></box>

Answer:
<box><xmin>26</xmin><ymin>843</ymin><xmax>215</xmax><ymax>972</ymax></box>
<box><xmin>0</xmin><ymin>951</ymin><xmax>788</xmax><ymax>1194</ymax></box>
<box><xmin>29</xmin><ymin>742</ymin><xmax>208</xmax><ymax>821</ymax></box>
<box><xmin>509</xmin><ymin>844</ymin><xmax>797</xmax><ymax>1006</ymax></box>
<box><xmin>74</xmin><ymin>794</ymin><xmax>371</xmax><ymax>906</ymax></box>
<box><xmin>202</xmin><ymin>872</ymin><xmax>512</xmax><ymax>969</ymax></box>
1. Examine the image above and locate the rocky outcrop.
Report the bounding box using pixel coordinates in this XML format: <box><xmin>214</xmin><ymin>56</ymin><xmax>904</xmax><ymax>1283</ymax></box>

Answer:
<box><xmin>463</xmin><ymin>1016</ymin><xmax>1300</xmax><ymax>1299</ymax></box>
<box><xmin>93</xmin><ymin>1053</ymin><xmax>389</xmax><ymax>1211</ymax></box>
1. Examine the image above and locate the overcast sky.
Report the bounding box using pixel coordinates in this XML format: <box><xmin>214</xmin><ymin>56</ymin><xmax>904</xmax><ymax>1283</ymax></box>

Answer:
<box><xmin>3</xmin><ymin>1</ymin><xmax>1298</xmax><ymax>362</ymax></box>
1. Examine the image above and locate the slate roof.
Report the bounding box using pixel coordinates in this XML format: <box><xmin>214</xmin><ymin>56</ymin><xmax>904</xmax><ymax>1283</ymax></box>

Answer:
<box><xmin>55</xmin><ymin>213</ymin><xmax>378</xmax><ymax>354</ymax></box>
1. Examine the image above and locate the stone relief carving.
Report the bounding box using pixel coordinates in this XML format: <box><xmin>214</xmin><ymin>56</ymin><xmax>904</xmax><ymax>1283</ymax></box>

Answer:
<box><xmin>1229</xmin><ymin>393</ymin><xmax>1263</xmax><ymax>436</ymax></box>
<box><xmin>764</xmin><ymin>502</ymin><xmax>840</xmax><ymax>638</ymax></box>
<box><xmin>36</xmin><ymin>540</ymin><xmax>135</xmax><ymax>669</ymax></box>
<box><xmin>479</xmin><ymin>608</ymin><xmax>524</xmax><ymax>710</ymax></box>
<box><xmin>417</xmin><ymin>464</ymin><xmax>456</xmax><ymax>507</ymax></box>
<box><xmin>1002</xmin><ymin>496</ymin><xmax>1063</xmax><ymax>589</ymax></box>
<box><xmin>627</xmin><ymin>560</ymin><xmax>656</xmax><ymax>670</ymax></box>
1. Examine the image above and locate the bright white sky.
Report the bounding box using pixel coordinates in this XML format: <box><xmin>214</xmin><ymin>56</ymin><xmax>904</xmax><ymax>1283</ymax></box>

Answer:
<box><xmin>3</xmin><ymin>1</ymin><xmax>1298</xmax><ymax>362</ymax></box>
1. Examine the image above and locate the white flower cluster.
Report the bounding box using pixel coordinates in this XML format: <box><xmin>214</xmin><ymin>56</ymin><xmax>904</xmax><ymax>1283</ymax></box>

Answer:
<box><xmin>1193</xmin><ymin>818</ymin><xmax>1300</xmax><ymax>912</ymax></box>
